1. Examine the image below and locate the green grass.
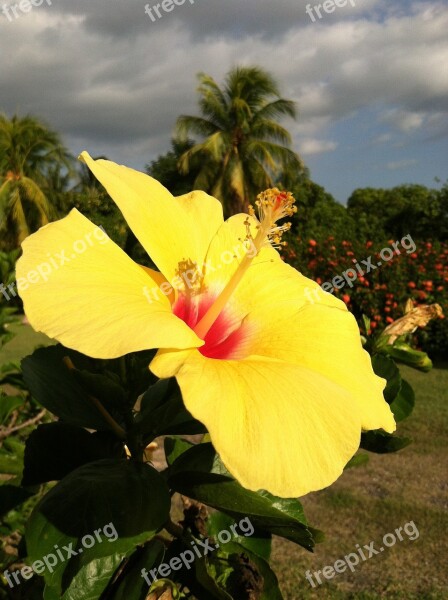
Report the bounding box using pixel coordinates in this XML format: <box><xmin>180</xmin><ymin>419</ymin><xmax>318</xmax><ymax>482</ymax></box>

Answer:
<box><xmin>271</xmin><ymin>363</ymin><xmax>448</xmax><ymax>599</ymax></box>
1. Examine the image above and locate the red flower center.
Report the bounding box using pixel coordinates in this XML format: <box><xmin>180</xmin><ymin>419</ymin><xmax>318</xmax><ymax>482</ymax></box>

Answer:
<box><xmin>173</xmin><ymin>293</ymin><xmax>250</xmax><ymax>359</ymax></box>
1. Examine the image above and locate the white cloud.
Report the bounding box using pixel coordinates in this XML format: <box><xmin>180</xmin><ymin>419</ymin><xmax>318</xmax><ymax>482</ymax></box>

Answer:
<box><xmin>299</xmin><ymin>139</ymin><xmax>338</xmax><ymax>155</ymax></box>
<box><xmin>386</xmin><ymin>159</ymin><xmax>418</xmax><ymax>170</ymax></box>
<box><xmin>381</xmin><ymin>110</ymin><xmax>426</xmax><ymax>133</ymax></box>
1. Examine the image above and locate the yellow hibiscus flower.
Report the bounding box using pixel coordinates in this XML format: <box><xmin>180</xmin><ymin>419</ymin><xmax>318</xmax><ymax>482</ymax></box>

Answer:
<box><xmin>16</xmin><ymin>152</ymin><xmax>395</xmax><ymax>498</ymax></box>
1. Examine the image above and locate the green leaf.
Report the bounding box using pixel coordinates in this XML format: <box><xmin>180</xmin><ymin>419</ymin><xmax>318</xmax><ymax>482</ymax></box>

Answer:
<box><xmin>134</xmin><ymin>379</ymin><xmax>205</xmax><ymax>443</ymax></box>
<box><xmin>195</xmin><ymin>556</ymin><xmax>233</xmax><ymax>600</ymax></box>
<box><xmin>110</xmin><ymin>540</ymin><xmax>166</xmax><ymax>600</ymax></box>
<box><xmin>381</xmin><ymin>342</ymin><xmax>432</xmax><ymax>372</ymax></box>
<box><xmin>207</xmin><ymin>511</ymin><xmax>272</xmax><ymax>561</ymax></box>
<box><xmin>43</xmin><ymin>554</ymin><xmax>128</xmax><ymax>600</ymax></box>
<box><xmin>21</xmin><ymin>346</ymin><xmax>120</xmax><ymax>431</ymax></box>
<box><xmin>61</xmin><ymin>553</ymin><xmax>127</xmax><ymax>600</ymax></box>
<box><xmin>3</xmin><ymin>435</ymin><xmax>25</xmax><ymax>456</ymax></box>
<box><xmin>0</xmin><ymin>485</ymin><xmax>32</xmax><ymax>518</ymax></box>
<box><xmin>371</xmin><ymin>354</ymin><xmax>401</xmax><ymax>403</ymax></box>
<box><xmin>361</xmin><ymin>431</ymin><xmax>411</xmax><ymax>454</ymax></box>
<box><xmin>22</xmin><ymin>423</ymin><xmax>124</xmax><ymax>486</ymax></box>
<box><xmin>122</xmin><ymin>350</ymin><xmax>158</xmax><ymax>399</ymax></box>
<box><xmin>140</xmin><ymin>378</ymin><xmax>176</xmax><ymax>414</ymax></box>
<box><xmin>73</xmin><ymin>370</ymin><xmax>127</xmax><ymax>415</ymax></box>
<box><xmin>390</xmin><ymin>378</ymin><xmax>415</xmax><ymax>422</ymax></box>
<box><xmin>154</xmin><ymin>539</ymin><xmax>213</xmax><ymax>598</ymax></box>
<box><xmin>0</xmin><ymin>439</ymin><xmax>24</xmax><ymax>476</ymax></box>
<box><xmin>362</xmin><ymin>314</ymin><xmax>371</xmax><ymax>335</ymax></box>
<box><xmin>164</xmin><ymin>437</ymin><xmax>194</xmax><ymax>466</ymax></box>
<box><xmin>168</xmin><ymin>443</ymin><xmax>321</xmax><ymax>551</ymax></box>
<box><xmin>344</xmin><ymin>453</ymin><xmax>369</xmax><ymax>470</ymax></box>
<box><xmin>26</xmin><ymin>459</ymin><xmax>171</xmax><ymax>595</ymax></box>
<box><xmin>0</xmin><ymin>362</ymin><xmax>25</xmax><ymax>389</ymax></box>
<box><xmin>43</xmin><ymin>584</ymin><xmax>61</xmax><ymax>600</ymax></box>
<box><xmin>0</xmin><ymin>394</ymin><xmax>23</xmax><ymax>424</ymax></box>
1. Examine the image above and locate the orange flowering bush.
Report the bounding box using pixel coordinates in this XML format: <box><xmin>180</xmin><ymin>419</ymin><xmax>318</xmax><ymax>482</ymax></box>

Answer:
<box><xmin>283</xmin><ymin>236</ymin><xmax>447</xmax><ymax>356</ymax></box>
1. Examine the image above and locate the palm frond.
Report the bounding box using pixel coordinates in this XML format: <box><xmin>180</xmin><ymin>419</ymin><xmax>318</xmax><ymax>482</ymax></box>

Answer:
<box><xmin>176</xmin><ymin>115</ymin><xmax>220</xmax><ymax>140</ymax></box>
<box><xmin>253</xmin><ymin>99</ymin><xmax>297</xmax><ymax>122</ymax></box>
<box><xmin>176</xmin><ymin>66</ymin><xmax>302</xmax><ymax>215</ymax></box>
<box><xmin>250</xmin><ymin>121</ymin><xmax>292</xmax><ymax>145</ymax></box>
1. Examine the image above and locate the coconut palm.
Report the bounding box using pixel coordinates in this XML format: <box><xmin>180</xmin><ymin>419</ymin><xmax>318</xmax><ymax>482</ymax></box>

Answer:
<box><xmin>0</xmin><ymin>114</ymin><xmax>71</xmax><ymax>248</ymax></box>
<box><xmin>176</xmin><ymin>66</ymin><xmax>303</xmax><ymax>215</ymax></box>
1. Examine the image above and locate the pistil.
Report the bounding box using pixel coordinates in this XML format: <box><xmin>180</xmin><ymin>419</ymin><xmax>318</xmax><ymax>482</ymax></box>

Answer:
<box><xmin>193</xmin><ymin>189</ymin><xmax>296</xmax><ymax>340</ymax></box>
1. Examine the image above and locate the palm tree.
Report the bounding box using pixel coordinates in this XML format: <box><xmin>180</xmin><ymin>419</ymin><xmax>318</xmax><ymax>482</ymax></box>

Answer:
<box><xmin>0</xmin><ymin>114</ymin><xmax>71</xmax><ymax>248</ymax></box>
<box><xmin>176</xmin><ymin>66</ymin><xmax>303</xmax><ymax>215</ymax></box>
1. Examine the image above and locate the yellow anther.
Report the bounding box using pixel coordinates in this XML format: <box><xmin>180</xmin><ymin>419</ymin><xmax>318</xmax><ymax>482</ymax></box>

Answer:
<box><xmin>249</xmin><ymin>188</ymin><xmax>296</xmax><ymax>249</ymax></box>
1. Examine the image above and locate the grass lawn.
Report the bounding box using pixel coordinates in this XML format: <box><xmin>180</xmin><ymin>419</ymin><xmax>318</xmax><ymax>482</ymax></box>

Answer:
<box><xmin>1</xmin><ymin>323</ymin><xmax>447</xmax><ymax>598</ymax></box>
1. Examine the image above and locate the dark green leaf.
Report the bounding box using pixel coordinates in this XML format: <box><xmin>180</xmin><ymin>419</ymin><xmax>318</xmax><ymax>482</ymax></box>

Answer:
<box><xmin>207</xmin><ymin>511</ymin><xmax>272</xmax><ymax>561</ymax></box>
<box><xmin>164</xmin><ymin>437</ymin><xmax>194</xmax><ymax>466</ymax></box>
<box><xmin>73</xmin><ymin>370</ymin><xmax>127</xmax><ymax>415</ymax></box>
<box><xmin>123</xmin><ymin>350</ymin><xmax>158</xmax><ymax>398</ymax></box>
<box><xmin>140</xmin><ymin>378</ymin><xmax>176</xmax><ymax>414</ymax></box>
<box><xmin>0</xmin><ymin>485</ymin><xmax>32</xmax><ymax>518</ymax></box>
<box><xmin>361</xmin><ymin>431</ymin><xmax>411</xmax><ymax>454</ymax></box>
<box><xmin>110</xmin><ymin>540</ymin><xmax>165</xmax><ymax>600</ymax></box>
<box><xmin>22</xmin><ymin>346</ymin><xmax>120</xmax><ymax>431</ymax></box>
<box><xmin>390</xmin><ymin>379</ymin><xmax>415</xmax><ymax>422</ymax></box>
<box><xmin>134</xmin><ymin>379</ymin><xmax>205</xmax><ymax>443</ymax></box>
<box><xmin>372</xmin><ymin>354</ymin><xmax>401</xmax><ymax>403</ymax></box>
<box><xmin>26</xmin><ymin>459</ymin><xmax>171</xmax><ymax>595</ymax></box>
<box><xmin>168</xmin><ymin>443</ymin><xmax>321</xmax><ymax>551</ymax></box>
<box><xmin>22</xmin><ymin>423</ymin><xmax>124</xmax><ymax>486</ymax></box>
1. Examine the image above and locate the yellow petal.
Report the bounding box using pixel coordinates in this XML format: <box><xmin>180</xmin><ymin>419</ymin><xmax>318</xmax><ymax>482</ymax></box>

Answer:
<box><xmin>243</xmin><ymin>301</ymin><xmax>396</xmax><ymax>433</ymax></box>
<box><xmin>151</xmin><ymin>348</ymin><xmax>194</xmax><ymax>379</ymax></box>
<box><xmin>79</xmin><ymin>152</ymin><xmax>224</xmax><ymax>283</ymax></box>
<box><xmin>16</xmin><ymin>209</ymin><xmax>202</xmax><ymax>358</ymax></box>
<box><xmin>152</xmin><ymin>350</ymin><xmax>362</xmax><ymax>497</ymax></box>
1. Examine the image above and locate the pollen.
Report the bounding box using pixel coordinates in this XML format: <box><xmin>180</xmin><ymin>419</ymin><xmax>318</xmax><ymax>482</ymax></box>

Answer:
<box><xmin>249</xmin><ymin>188</ymin><xmax>296</xmax><ymax>248</ymax></box>
<box><xmin>175</xmin><ymin>258</ymin><xmax>205</xmax><ymax>296</ymax></box>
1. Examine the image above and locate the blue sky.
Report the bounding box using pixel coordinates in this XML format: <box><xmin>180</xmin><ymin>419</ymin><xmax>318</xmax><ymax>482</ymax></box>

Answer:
<box><xmin>0</xmin><ymin>0</ymin><xmax>447</xmax><ymax>203</ymax></box>
<box><xmin>306</xmin><ymin>105</ymin><xmax>447</xmax><ymax>200</ymax></box>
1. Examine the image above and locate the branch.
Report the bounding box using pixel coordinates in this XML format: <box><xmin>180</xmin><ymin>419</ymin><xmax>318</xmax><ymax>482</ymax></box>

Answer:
<box><xmin>164</xmin><ymin>518</ymin><xmax>184</xmax><ymax>539</ymax></box>
<box><xmin>0</xmin><ymin>409</ymin><xmax>46</xmax><ymax>441</ymax></box>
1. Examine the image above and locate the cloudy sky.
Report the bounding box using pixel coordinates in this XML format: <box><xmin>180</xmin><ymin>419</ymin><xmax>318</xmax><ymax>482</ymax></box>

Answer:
<box><xmin>0</xmin><ymin>0</ymin><xmax>447</xmax><ymax>202</ymax></box>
